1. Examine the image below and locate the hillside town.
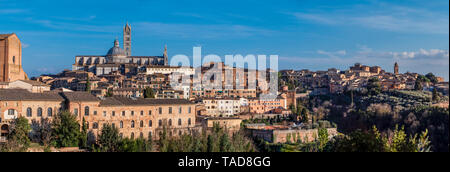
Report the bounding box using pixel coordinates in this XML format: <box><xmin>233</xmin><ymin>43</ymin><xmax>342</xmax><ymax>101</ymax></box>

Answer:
<box><xmin>1</xmin><ymin>24</ymin><xmax>448</xmax><ymax>152</ymax></box>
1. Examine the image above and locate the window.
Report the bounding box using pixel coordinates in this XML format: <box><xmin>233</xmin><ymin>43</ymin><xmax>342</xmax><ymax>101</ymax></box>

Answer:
<box><xmin>169</xmin><ymin>107</ymin><xmax>172</xmax><ymax>114</ymax></box>
<box><xmin>149</xmin><ymin>120</ymin><xmax>152</xmax><ymax>127</ymax></box>
<box><xmin>122</xmin><ymin>111</ymin><xmax>125</xmax><ymax>116</ymax></box>
<box><xmin>131</xmin><ymin>120</ymin><xmax>135</xmax><ymax>128</ymax></box>
<box><xmin>168</xmin><ymin>119</ymin><xmax>172</xmax><ymax>126</ymax></box>
<box><xmin>93</xmin><ymin>122</ymin><xmax>99</xmax><ymax>129</ymax></box>
<box><xmin>188</xmin><ymin>107</ymin><xmax>192</xmax><ymax>113</ymax></box>
<box><xmin>140</xmin><ymin>132</ymin><xmax>144</xmax><ymax>138</ymax></box>
<box><xmin>140</xmin><ymin>121</ymin><xmax>144</xmax><ymax>128</ymax></box>
<box><xmin>140</xmin><ymin>111</ymin><xmax>144</xmax><ymax>116</ymax></box>
<box><xmin>130</xmin><ymin>133</ymin><xmax>134</xmax><ymax>139</ymax></box>
<box><xmin>86</xmin><ymin>122</ymin><xmax>89</xmax><ymax>129</ymax></box>
<box><xmin>103</xmin><ymin>111</ymin><xmax>107</xmax><ymax>117</ymax></box>
<box><xmin>27</xmin><ymin>108</ymin><xmax>32</xmax><ymax>117</ymax></box>
<box><xmin>112</xmin><ymin>111</ymin><xmax>115</xmax><ymax>116</ymax></box>
<box><xmin>8</xmin><ymin>109</ymin><xmax>15</xmax><ymax>115</ymax></box>
<box><xmin>37</xmin><ymin>107</ymin><xmax>43</xmax><ymax>117</ymax></box>
<box><xmin>74</xmin><ymin>108</ymin><xmax>78</xmax><ymax>116</ymax></box>
<box><xmin>84</xmin><ymin>106</ymin><xmax>90</xmax><ymax>116</ymax></box>
<box><xmin>179</xmin><ymin>107</ymin><xmax>182</xmax><ymax>114</ymax></box>
<box><xmin>148</xmin><ymin>132</ymin><xmax>152</xmax><ymax>139</ymax></box>
<box><xmin>47</xmin><ymin>108</ymin><xmax>53</xmax><ymax>117</ymax></box>
<box><xmin>149</xmin><ymin>110</ymin><xmax>152</xmax><ymax>115</ymax></box>
<box><xmin>159</xmin><ymin>107</ymin><xmax>162</xmax><ymax>114</ymax></box>
<box><xmin>119</xmin><ymin>133</ymin><xmax>123</xmax><ymax>138</ymax></box>
<box><xmin>131</xmin><ymin>111</ymin><xmax>134</xmax><ymax>116</ymax></box>
<box><xmin>112</xmin><ymin>123</ymin><xmax>115</xmax><ymax>128</ymax></box>
<box><xmin>93</xmin><ymin>111</ymin><xmax>97</xmax><ymax>116</ymax></box>
<box><xmin>158</xmin><ymin>120</ymin><xmax>162</xmax><ymax>127</ymax></box>
<box><xmin>188</xmin><ymin>118</ymin><xmax>192</xmax><ymax>126</ymax></box>
<box><xmin>12</xmin><ymin>56</ymin><xmax>15</xmax><ymax>63</ymax></box>
<box><xmin>120</xmin><ymin>121</ymin><xmax>123</xmax><ymax>128</ymax></box>
<box><xmin>178</xmin><ymin>119</ymin><xmax>182</xmax><ymax>126</ymax></box>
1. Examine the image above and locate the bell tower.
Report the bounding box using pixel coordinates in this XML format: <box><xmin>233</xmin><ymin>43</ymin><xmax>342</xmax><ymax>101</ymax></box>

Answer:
<box><xmin>394</xmin><ymin>62</ymin><xmax>399</xmax><ymax>75</ymax></box>
<box><xmin>123</xmin><ymin>22</ymin><xmax>132</xmax><ymax>56</ymax></box>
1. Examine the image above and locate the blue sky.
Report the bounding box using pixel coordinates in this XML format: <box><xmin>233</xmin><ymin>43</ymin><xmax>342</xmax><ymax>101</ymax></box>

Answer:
<box><xmin>1</xmin><ymin>0</ymin><xmax>449</xmax><ymax>80</ymax></box>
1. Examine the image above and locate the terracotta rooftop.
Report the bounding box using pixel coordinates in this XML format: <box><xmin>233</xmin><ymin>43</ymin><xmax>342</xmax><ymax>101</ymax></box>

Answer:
<box><xmin>60</xmin><ymin>92</ymin><xmax>100</xmax><ymax>102</ymax></box>
<box><xmin>0</xmin><ymin>33</ymin><xmax>14</xmax><ymax>39</ymax></box>
<box><xmin>0</xmin><ymin>89</ymin><xmax>64</xmax><ymax>101</ymax></box>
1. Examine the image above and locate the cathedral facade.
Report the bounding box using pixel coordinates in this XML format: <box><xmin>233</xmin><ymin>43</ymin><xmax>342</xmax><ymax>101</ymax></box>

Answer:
<box><xmin>72</xmin><ymin>23</ymin><xmax>169</xmax><ymax>76</ymax></box>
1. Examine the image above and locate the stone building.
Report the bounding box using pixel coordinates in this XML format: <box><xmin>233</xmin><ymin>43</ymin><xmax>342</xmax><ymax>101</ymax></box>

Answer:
<box><xmin>0</xmin><ymin>33</ymin><xmax>28</xmax><ymax>82</ymax></box>
<box><xmin>0</xmin><ymin>89</ymin><xmax>198</xmax><ymax>140</ymax></box>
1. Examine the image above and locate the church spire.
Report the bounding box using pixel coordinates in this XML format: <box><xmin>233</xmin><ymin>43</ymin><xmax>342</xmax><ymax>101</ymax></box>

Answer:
<box><xmin>164</xmin><ymin>45</ymin><xmax>168</xmax><ymax>66</ymax></box>
<box><xmin>123</xmin><ymin>22</ymin><xmax>131</xmax><ymax>56</ymax></box>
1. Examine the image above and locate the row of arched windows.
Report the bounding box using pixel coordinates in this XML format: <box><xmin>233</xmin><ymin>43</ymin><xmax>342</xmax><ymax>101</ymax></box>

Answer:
<box><xmin>86</xmin><ymin>118</ymin><xmax>192</xmax><ymax>130</ymax></box>
<box><xmin>81</xmin><ymin>106</ymin><xmax>193</xmax><ymax>117</ymax></box>
<box><xmin>26</xmin><ymin>107</ymin><xmax>54</xmax><ymax>117</ymax></box>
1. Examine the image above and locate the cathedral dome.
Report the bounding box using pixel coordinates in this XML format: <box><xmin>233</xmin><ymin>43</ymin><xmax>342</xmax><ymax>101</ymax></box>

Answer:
<box><xmin>107</xmin><ymin>39</ymin><xmax>126</xmax><ymax>56</ymax></box>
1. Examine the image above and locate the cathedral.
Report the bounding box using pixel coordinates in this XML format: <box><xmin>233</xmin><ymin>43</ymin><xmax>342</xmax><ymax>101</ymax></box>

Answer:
<box><xmin>72</xmin><ymin>23</ymin><xmax>169</xmax><ymax>76</ymax></box>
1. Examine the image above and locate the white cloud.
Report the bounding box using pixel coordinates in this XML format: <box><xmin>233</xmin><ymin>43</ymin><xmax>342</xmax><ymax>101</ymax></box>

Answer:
<box><xmin>317</xmin><ymin>50</ymin><xmax>347</xmax><ymax>58</ymax></box>
<box><xmin>289</xmin><ymin>4</ymin><xmax>449</xmax><ymax>34</ymax></box>
<box><xmin>390</xmin><ymin>49</ymin><xmax>449</xmax><ymax>59</ymax></box>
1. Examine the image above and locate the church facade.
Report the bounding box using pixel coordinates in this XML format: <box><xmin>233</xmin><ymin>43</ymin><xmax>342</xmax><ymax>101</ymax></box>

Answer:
<box><xmin>72</xmin><ymin>23</ymin><xmax>169</xmax><ymax>76</ymax></box>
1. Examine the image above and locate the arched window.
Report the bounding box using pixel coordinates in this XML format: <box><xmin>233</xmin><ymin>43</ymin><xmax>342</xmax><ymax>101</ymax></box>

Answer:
<box><xmin>188</xmin><ymin>118</ymin><xmax>192</xmax><ymax>126</ymax></box>
<box><xmin>168</xmin><ymin>119</ymin><xmax>172</xmax><ymax>126</ymax></box>
<box><xmin>158</xmin><ymin>120</ymin><xmax>162</xmax><ymax>127</ymax></box>
<box><xmin>140</xmin><ymin>121</ymin><xmax>144</xmax><ymax>128</ymax></box>
<box><xmin>178</xmin><ymin>119</ymin><xmax>182</xmax><ymax>126</ymax></box>
<box><xmin>37</xmin><ymin>107</ymin><xmax>43</xmax><ymax>117</ymax></box>
<box><xmin>47</xmin><ymin>108</ymin><xmax>53</xmax><ymax>117</ymax></box>
<box><xmin>131</xmin><ymin>120</ymin><xmax>135</xmax><ymax>128</ymax></box>
<box><xmin>26</xmin><ymin>108</ymin><xmax>32</xmax><ymax>117</ymax></box>
<box><xmin>130</xmin><ymin>132</ymin><xmax>134</xmax><ymax>139</ymax></box>
<box><xmin>149</xmin><ymin>120</ymin><xmax>152</xmax><ymax>127</ymax></box>
<box><xmin>120</xmin><ymin>121</ymin><xmax>123</xmax><ymax>128</ymax></box>
<box><xmin>84</xmin><ymin>106</ymin><xmax>90</xmax><ymax>116</ymax></box>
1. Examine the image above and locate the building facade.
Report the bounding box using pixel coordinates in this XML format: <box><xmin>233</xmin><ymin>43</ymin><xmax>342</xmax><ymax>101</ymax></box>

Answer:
<box><xmin>72</xmin><ymin>24</ymin><xmax>169</xmax><ymax>76</ymax></box>
<box><xmin>0</xmin><ymin>89</ymin><xmax>197</xmax><ymax>140</ymax></box>
<box><xmin>0</xmin><ymin>33</ymin><xmax>28</xmax><ymax>82</ymax></box>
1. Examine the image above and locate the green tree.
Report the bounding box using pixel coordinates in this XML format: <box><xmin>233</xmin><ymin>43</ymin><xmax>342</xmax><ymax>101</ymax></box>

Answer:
<box><xmin>318</xmin><ymin>128</ymin><xmax>329</xmax><ymax>151</ymax></box>
<box><xmin>96</xmin><ymin>124</ymin><xmax>121</xmax><ymax>152</ymax></box>
<box><xmin>1</xmin><ymin>117</ymin><xmax>31</xmax><ymax>152</ymax></box>
<box><xmin>105</xmin><ymin>88</ymin><xmax>113</xmax><ymax>97</ymax></box>
<box><xmin>79</xmin><ymin>117</ymin><xmax>88</xmax><ymax>148</ymax></box>
<box><xmin>432</xmin><ymin>88</ymin><xmax>440</xmax><ymax>103</ymax></box>
<box><xmin>144</xmin><ymin>87</ymin><xmax>156</xmax><ymax>98</ymax></box>
<box><xmin>425</xmin><ymin>73</ymin><xmax>438</xmax><ymax>84</ymax></box>
<box><xmin>367</xmin><ymin>77</ymin><xmax>382</xmax><ymax>95</ymax></box>
<box><xmin>85</xmin><ymin>76</ymin><xmax>91</xmax><ymax>93</ymax></box>
<box><xmin>52</xmin><ymin>111</ymin><xmax>81</xmax><ymax>148</ymax></box>
<box><xmin>414</xmin><ymin>80</ymin><xmax>423</xmax><ymax>91</ymax></box>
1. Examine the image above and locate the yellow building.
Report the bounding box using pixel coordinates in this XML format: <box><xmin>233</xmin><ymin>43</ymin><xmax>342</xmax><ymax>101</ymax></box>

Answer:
<box><xmin>0</xmin><ymin>33</ymin><xmax>28</xmax><ymax>82</ymax></box>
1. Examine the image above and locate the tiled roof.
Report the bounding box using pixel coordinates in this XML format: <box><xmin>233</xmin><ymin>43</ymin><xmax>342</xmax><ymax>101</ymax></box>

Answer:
<box><xmin>0</xmin><ymin>89</ymin><xmax>64</xmax><ymax>101</ymax></box>
<box><xmin>60</xmin><ymin>92</ymin><xmax>100</xmax><ymax>102</ymax></box>
<box><xmin>100</xmin><ymin>96</ymin><xmax>193</xmax><ymax>107</ymax></box>
<box><xmin>17</xmin><ymin>80</ymin><xmax>49</xmax><ymax>86</ymax></box>
<box><xmin>0</xmin><ymin>33</ymin><xmax>13</xmax><ymax>39</ymax></box>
